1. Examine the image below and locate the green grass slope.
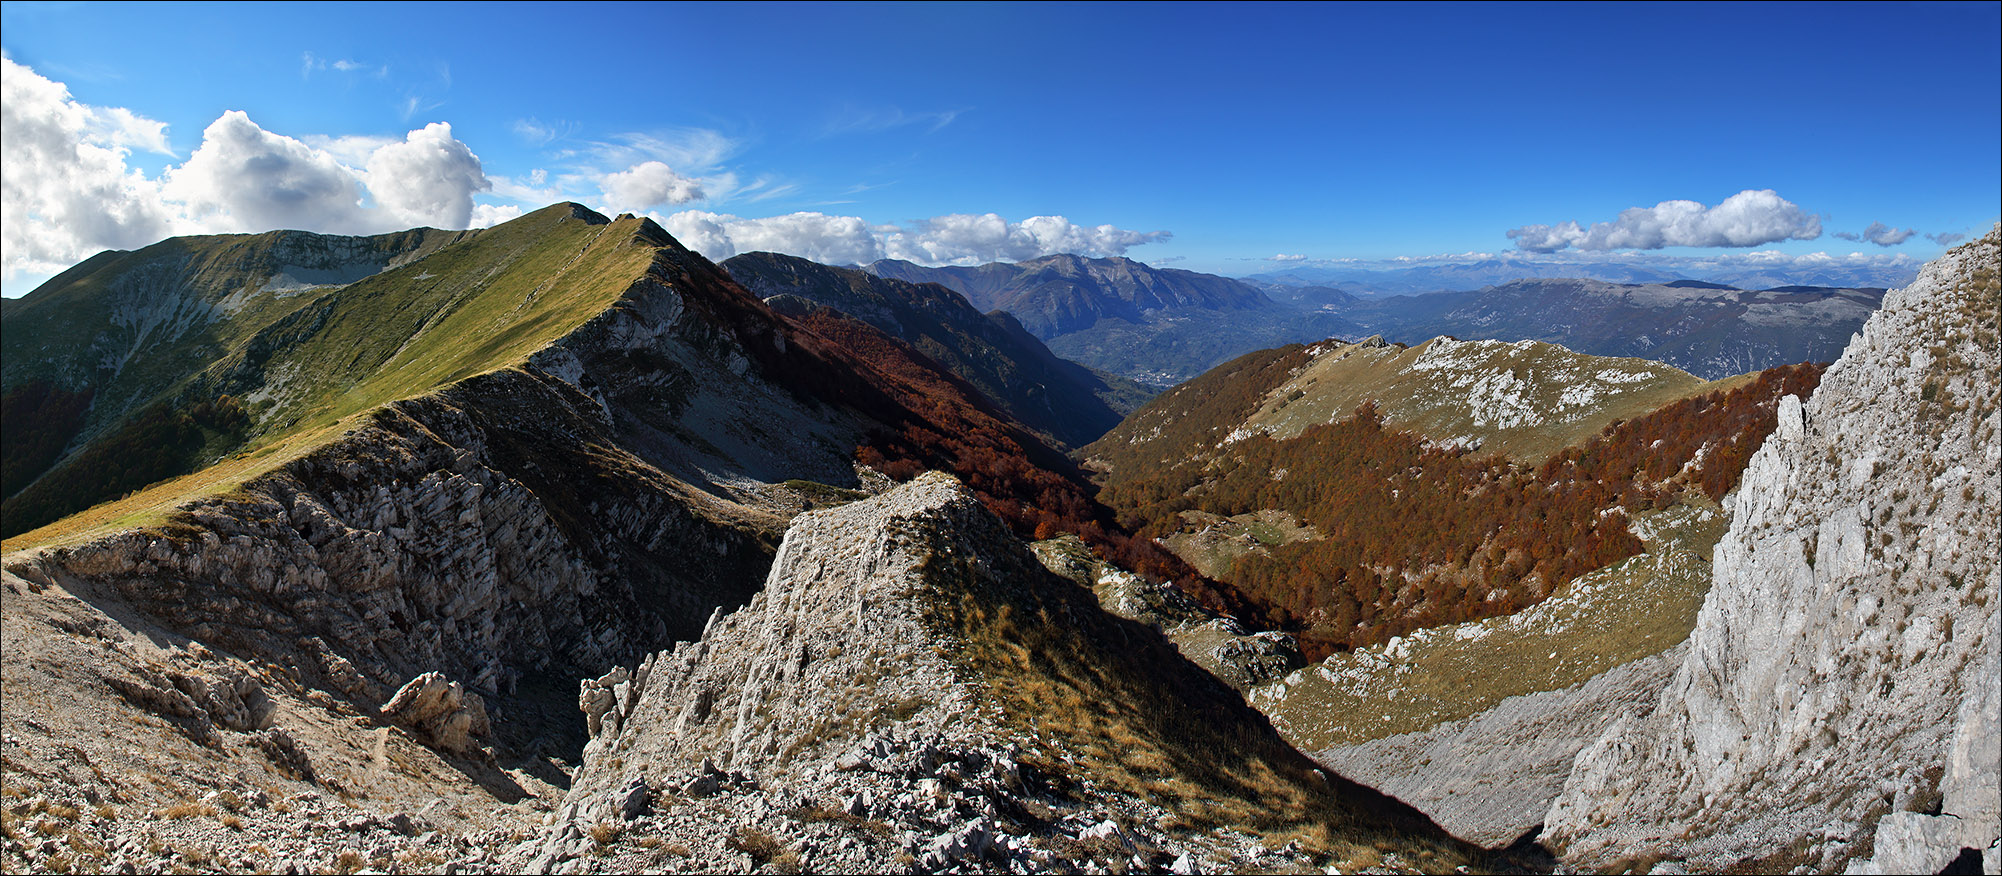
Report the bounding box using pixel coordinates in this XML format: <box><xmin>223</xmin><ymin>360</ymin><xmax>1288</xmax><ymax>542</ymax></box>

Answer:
<box><xmin>2</xmin><ymin>225</ymin><xmax>473</xmax><ymax>499</ymax></box>
<box><xmin>2</xmin><ymin>203</ymin><xmax>655</xmax><ymax>542</ymax></box>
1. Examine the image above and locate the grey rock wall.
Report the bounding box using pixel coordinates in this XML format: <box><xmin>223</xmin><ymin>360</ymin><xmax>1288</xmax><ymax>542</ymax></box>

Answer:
<box><xmin>1543</xmin><ymin>230</ymin><xmax>2001</xmax><ymax>872</ymax></box>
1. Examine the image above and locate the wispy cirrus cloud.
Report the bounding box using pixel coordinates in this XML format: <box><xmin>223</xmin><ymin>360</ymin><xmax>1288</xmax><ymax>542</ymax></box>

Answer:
<box><xmin>1507</xmin><ymin>189</ymin><xmax>1823</xmax><ymax>252</ymax></box>
<box><xmin>1927</xmin><ymin>231</ymin><xmax>1967</xmax><ymax>247</ymax></box>
<box><xmin>300</xmin><ymin>52</ymin><xmax>388</xmax><ymax>79</ymax></box>
<box><xmin>510</xmin><ymin>117</ymin><xmax>576</xmax><ymax>147</ymax></box>
<box><xmin>820</xmin><ymin>104</ymin><xmax>966</xmax><ymax>137</ymax></box>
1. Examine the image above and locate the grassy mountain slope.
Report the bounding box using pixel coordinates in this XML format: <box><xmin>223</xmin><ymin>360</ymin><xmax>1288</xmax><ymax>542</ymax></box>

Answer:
<box><xmin>1</xmin><ymin>225</ymin><xmax>474</xmax><ymax>501</ymax></box>
<box><xmin>2</xmin><ymin>204</ymin><xmax>647</xmax><ymax>538</ymax></box>
<box><xmin>721</xmin><ymin>251</ymin><xmax>1151</xmax><ymax>449</ymax></box>
<box><xmin>1228</xmin><ymin>336</ymin><xmax>1725</xmax><ymax>465</ymax></box>
<box><xmin>2</xmin><ymin>204</ymin><xmax>1177</xmax><ymax>596</ymax></box>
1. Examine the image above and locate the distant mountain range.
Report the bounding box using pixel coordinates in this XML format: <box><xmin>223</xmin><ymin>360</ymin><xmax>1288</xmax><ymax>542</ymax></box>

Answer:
<box><xmin>864</xmin><ymin>254</ymin><xmax>1361</xmax><ymax>386</ymax></box>
<box><xmin>856</xmin><ymin>253</ymin><xmax>1887</xmax><ymax>385</ymax></box>
<box><xmin>866</xmin><ymin>254</ymin><xmax>1268</xmax><ymax>337</ymax></box>
<box><xmin>1240</xmin><ymin>257</ymin><xmax>1920</xmax><ymax>298</ymax></box>
<box><xmin>1348</xmin><ymin>278</ymin><xmax>1884</xmax><ymax>379</ymax></box>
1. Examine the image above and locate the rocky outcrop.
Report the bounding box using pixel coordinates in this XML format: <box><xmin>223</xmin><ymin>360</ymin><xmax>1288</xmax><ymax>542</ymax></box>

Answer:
<box><xmin>382</xmin><ymin>672</ymin><xmax>492</xmax><ymax>754</ymax></box>
<box><xmin>3</xmin><ymin>364</ymin><xmax>777</xmax><ymax>740</ymax></box>
<box><xmin>1081</xmin><ymin>557</ymin><xmax>1305</xmax><ymax>691</ymax></box>
<box><xmin>1543</xmin><ymin>230</ymin><xmax>2001</xmax><ymax>871</ymax></box>
<box><xmin>526</xmin><ymin>473</ymin><xmax>1472</xmax><ymax>874</ymax></box>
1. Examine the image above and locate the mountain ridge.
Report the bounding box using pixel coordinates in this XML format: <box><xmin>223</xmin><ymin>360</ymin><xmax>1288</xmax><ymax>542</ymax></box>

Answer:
<box><xmin>722</xmin><ymin>251</ymin><xmax>1151</xmax><ymax>449</ymax></box>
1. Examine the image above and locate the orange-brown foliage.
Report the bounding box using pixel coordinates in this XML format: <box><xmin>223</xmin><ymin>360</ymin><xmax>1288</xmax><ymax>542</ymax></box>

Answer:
<box><xmin>1097</xmin><ymin>361</ymin><xmax>1827</xmax><ymax>658</ymax></box>
<box><xmin>781</xmin><ymin>308</ymin><xmax>1215</xmax><ymax>598</ymax></box>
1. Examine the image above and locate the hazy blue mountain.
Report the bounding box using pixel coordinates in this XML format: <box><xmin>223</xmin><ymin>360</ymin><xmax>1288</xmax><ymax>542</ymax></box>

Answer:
<box><xmin>1350</xmin><ymin>278</ymin><xmax>1885</xmax><ymax>379</ymax></box>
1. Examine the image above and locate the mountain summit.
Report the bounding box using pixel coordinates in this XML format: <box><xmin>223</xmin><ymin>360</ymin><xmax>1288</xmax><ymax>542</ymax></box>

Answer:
<box><xmin>866</xmin><ymin>254</ymin><xmax>1270</xmax><ymax>338</ymax></box>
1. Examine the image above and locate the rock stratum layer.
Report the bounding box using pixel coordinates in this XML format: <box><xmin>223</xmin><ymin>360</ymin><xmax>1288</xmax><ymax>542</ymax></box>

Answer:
<box><xmin>1544</xmin><ymin>229</ymin><xmax>2002</xmax><ymax>872</ymax></box>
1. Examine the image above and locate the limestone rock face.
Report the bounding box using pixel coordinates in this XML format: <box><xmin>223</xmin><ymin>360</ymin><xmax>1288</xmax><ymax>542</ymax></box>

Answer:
<box><xmin>1543</xmin><ymin>230</ymin><xmax>2002</xmax><ymax>871</ymax></box>
<box><xmin>1083</xmin><ymin>555</ymin><xmax>1305</xmax><ymax>691</ymax></box>
<box><xmin>569</xmin><ymin>471</ymin><xmax>994</xmax><ymax>783</ymax></box>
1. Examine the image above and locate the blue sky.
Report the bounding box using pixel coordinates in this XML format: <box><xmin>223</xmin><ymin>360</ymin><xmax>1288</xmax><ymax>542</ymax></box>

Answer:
<box><xmin>4</xmin><ymin>1</ymin><xmax>1998</xmax><ymax>295</ymax></box>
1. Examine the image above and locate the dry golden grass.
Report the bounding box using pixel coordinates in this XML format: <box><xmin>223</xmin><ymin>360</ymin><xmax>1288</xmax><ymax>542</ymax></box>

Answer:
<box><xmin>397</xmin><ymin>846</ymin><xmax>448</xmax><ymax>869</ymax></box>
<box><xmin>918</xmin><ymin>553</ymin><xmax>1473</xmax><ymax>865</ymax></box>
<box><xmin>332</xmin><ymin>849</ymin><xmax>366</xmax><ymax>874</ymax></box>
<box><xmin>161</xmin><ymin>801</ymin><xmax>217</xmax><ymax>820</ymax></box>
<box><xmin>788</xmin><ymin>803</ymin><xmax>894</xmax><ymax>836</ymax></box>
<box><xmin>726</xmin><ymin>826</ymin><xmax>801</xmax><ymax>873</ymax></box>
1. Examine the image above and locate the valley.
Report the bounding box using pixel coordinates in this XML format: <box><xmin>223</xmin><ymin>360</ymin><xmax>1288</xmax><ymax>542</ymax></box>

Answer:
<box><xmin>1</xmin><ymin>208</ymin><xmax>1994</xmax><ymax>876</ymax></box>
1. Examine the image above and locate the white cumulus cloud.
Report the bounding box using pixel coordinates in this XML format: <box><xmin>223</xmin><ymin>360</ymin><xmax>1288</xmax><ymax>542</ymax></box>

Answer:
<box><xmin>2</xmin><ymin>54</ymin><xmax>181</xmax><ymax>282</ymax></box>
<box><xmin>163</xmin><ymin>110</ymin><xmax>373</xmax><ymax>234</ymax></box>
<box><xmin>655</xmin><ymin>210</ymin><xmax>1169</xmax><ymax>267</ymax></box>
<box><xmin>657</xmin><ymin>211</ymin><xmax>886</xmax><ymax>265</ymax></box>
<box><xmin>1266</xmin><ymin>253</ymin><xmax>1308</xmax><ymax>262</ymax></box>
<box><xmin>364</xmin><ymin>122</ymin><xmax>491</xmax><ymax>229</ymax></box>
<box><xmin>1507</xmin><ymin>189</ymin><xmax>1823</xmax><ymax>252</ymax></box>
<box><xmin>599</xmin><ymin>160</ymin><xmax>705</xmax><ymax>213</ymax></box>
<box><xmin>3</xmin><ymin>58</ymin><xmax>513</xmax><ymax>293</ymax></box>
<box><xmin>882</xmin><ymin>214</ymin><xmax>1171</xmax><ymax>265</ymax></box>
<box><xmin>470</xmin><ymin>203</ymin><xmax>523</xmax><ymax>228</ymax></box>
